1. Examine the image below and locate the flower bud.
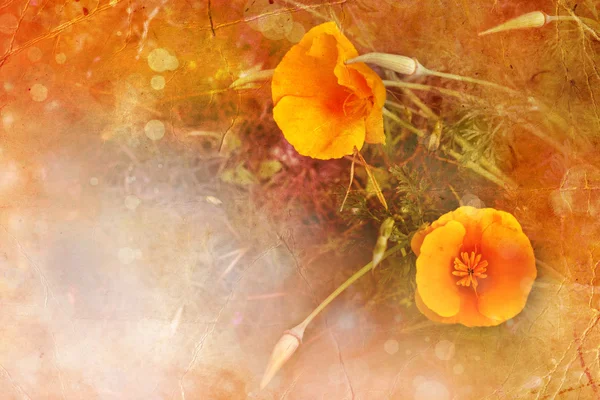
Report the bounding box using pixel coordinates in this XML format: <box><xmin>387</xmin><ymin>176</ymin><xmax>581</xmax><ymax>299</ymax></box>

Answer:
<box><xmin>372</xmin><ymin>217</ymin><xmax>395</xmax><ymax>270</ymax></box>
<box><xmin>427</xmin><ymin>120</ymin><xmax>442</xmax><ymax>152</ymax></box>
<box><xmin>346</xmin><ymin>52</ymin><xmax>422</xmax><ymax>76</ymax></box>
<box><xmin>479</xmin><ymin>11</ymin><xmax>548</xmax><ymax>36</ymax></box>
<box><xmin>229</xmin><ymin>69</ymin><xmax>274</xmax><ymax>90</ymax></box>
<box><xmin>260</xmin><ymin>323</ymin><xmax>306</xmax><ymax>389</ymax></box>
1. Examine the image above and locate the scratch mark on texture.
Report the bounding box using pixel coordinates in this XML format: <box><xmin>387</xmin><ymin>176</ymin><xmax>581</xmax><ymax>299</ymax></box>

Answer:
<box><xmin>206</xmin><ymin>0</ymin><xmax>348</xmax><ymax>33</ymax></box>
<box><xmin>0</xmin><ymin>0</ymin><xmax>31</xmax><ymax>68</ymax></box>
<box><xmin>0</xmin><ymin>224</ymin><xmax>51</xmax><ymax>307</ymax></box>
<box><xmin>329</xmin><ymin>329</ymin><xmax>355</xmax><ymax>400</ymax></box>
<box><xmin>217</xmin><ymin>47</ymin><xmax>240</xmax><ymax>153</ymax></box>
<box><xmin>575</xmin><ymin>324</ymin><xmax>599</xmax><ymax>397</ymax></box>
<box><xmin>0</xmin><ymin>0</ymin><xmax>124</xmax><ymax>66</ymax></box>
<box><xmin>208</xmin><ymin>0</ymin><xmax>216</xmax><ymax>37</ymax></box>
<box><xmin>0</xmin><ymin>363</ymin><xmax>33</xmax><ymax>400</ymax></box>
<box><xmin>136</xmin><ymin>0</ymin><xmax>167</xmax><ymax>60</ymax></box>
<box><xmin>280</xmin><ymin>370</ymin><xmax>303</xmax><ymax>399</ymax></box>
<box><xmin>278</xmin><ymin>231</ymin><xmax>318</xmax><ymax>305</ymax></box>
<box><xmin>50</xmin><ymin>332</ymin><xmax>67</xmax><ymax>400</ymax></box>
<box><xmin>177</xmin><ymin>243</ymin><xmax>272</xmax><ymax>398</ymax></box>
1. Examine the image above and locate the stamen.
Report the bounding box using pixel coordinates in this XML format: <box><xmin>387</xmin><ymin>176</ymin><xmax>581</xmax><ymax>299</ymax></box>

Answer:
<box><xmin>452</xmin><ymin>250</ymin><xmax>488</xmax><ymax>290</ymax></box>
<box><xmin>342</xmin><ymin>91</ymin><xmax>374</xmax><ymax>117</ymax></box>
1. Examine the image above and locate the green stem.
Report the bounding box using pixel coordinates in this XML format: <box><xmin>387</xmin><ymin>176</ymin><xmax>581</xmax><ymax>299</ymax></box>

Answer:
<box><xmin>383</xmin><ymin>80</ymin><xmax>477</xmax><ymax>102</ymax></box>
<box><xmin>382</xmin><ymin>68</ymin><xmax>517</xmax><ymax>96</ymax></box>
<box><xmin>549</xmin><ymin>15</ymin><xmax>600</xmax><ymax>28</ymax></box>
<box><xmin>452</xmin><ymin>135</ymin><xmax>517</xmax><ymax>188</ymax></box>
<box><xmin>421</xmin><ymin>68</ymin><xmax>518</xmax><ymax>95</ymax></box>
<box><xmin>383</xmin><ymin>108</ymin><xmax>425</xmax><ymax>139</ymax></box>
<box><xmin>444</xmin><ymin>148</ymin><xmax>512</xmax><ymax>189</ymax></box>
<box><xmin>299</xmin><ymin>243</ymin><xmax>406</xmax><ymax>329</ymax></box>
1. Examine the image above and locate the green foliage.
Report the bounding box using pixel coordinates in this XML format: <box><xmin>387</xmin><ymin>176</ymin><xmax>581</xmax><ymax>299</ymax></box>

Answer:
<box><xmin>389</xmin><ymin>165</ymin><xmax>447</xmax><ymax>236</ymax></box>
<box><xmin>445</xmin><ymin>106</ymin><xmax>511</xmax><ymax>168</ymax></box>
<box><xmin>257</xmin><ymin>160</ymin><xmax>283</xmax><ymax>180</ymax></box>
<box><xmin>219</xmin><ymin>163</ymin><xmax>258</xmax><ymax>186</ymax></box>
<box><xmin>365</xmin><ymin>250</ymin><xmax>416</xmax><ymax>310</ymax></box>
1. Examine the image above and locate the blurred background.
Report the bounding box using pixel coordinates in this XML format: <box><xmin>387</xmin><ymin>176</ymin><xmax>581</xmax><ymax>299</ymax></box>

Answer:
<box><xmin>1</xmin><ymin>0</ymin><xmax>599</xmax><ymax>399</ymax></box>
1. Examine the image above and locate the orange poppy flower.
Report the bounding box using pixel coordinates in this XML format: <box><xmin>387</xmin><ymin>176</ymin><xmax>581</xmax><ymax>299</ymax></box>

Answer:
<box><xmin>411</xmin><ymin>206</ymin><xmax>537</xmax><ymax>327</ymax></box>
<box><xmin>271</xmin><ymin>22</ymin><xmax>386</xmax><ymax>160</ymax></box>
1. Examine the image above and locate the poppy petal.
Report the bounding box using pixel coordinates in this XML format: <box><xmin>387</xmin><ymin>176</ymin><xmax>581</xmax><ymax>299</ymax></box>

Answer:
<box><xmin>416</xmin><ymin>220</ymin><xmax>465</xmax><ymax>318</ymax></box>
<box><xmin>477</xmin><ymin>222</ymin><xmax>537</xmax><ymax>321</ymax></box>
<box><xmin>346</xmin><ymin>62</ymin><xmax>387</xmax><ymax>108</ymax></box>
<box><xmin>364</xmin><ymin>105</ymin><xmax>385</xmax><ymax>144</ymax></box>
<box><xmin>273</xmin><ymin>96</ymin><xmax>366</xmax><ymax>160</ymax></box>
<box><xmin>272</xmin><ymin>30</ymin><xmax>341</xmax><ymax>106</ymax></box>
<box><xmin>412</xmin><ymin>207</ymin><xmax>522</xmax><ymax>255</ymax></box>
<box><xmin>415</xmin><ymin>290</ymin><xmax>452</xmax><ymax>324</ymax></box>
<box><xmin>410</xmin><ymin>211</ymin><xmax>457</xmax><ymax>256</ymax></box>
<box><xmin>334</xmin><ymin>62</ymin><xmax>371</xmax><ymax>97</ymax></box>
<box><xmin>415</xmin><ymin>290</ymin><xmax>499</xmax><ymax>327</ymax></box>
<box><xmin>305</xmin><ymin>22</ymin><xmax>357</xmax><ymax>57</ymax></box>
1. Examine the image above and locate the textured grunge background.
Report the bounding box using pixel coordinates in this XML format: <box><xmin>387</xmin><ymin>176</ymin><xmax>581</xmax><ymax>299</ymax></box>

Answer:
<box><xmin>1</xmin><ymin>0</ymin><xmax>599</xmax><ymax>399</ymax></box>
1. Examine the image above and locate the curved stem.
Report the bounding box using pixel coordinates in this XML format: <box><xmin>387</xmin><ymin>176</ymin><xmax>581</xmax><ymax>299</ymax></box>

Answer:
<box><xmin>383</xmin><ymin>79</ymin><xmax>479</xmax><ymax>102</ymax></box>
<box><xmin>420</xmin><ymin>67</ymin><xmax>518</xmax><ymax>95</ymax></box>
<box><xmin>298</xmin><ymin>243</ymin><xmax>406</xmax><ymax>330</ymax></box>
<box><xmin>548</xmin><ymin>15</ymin><xmax>599</xmax><ymax>27</ymax></box>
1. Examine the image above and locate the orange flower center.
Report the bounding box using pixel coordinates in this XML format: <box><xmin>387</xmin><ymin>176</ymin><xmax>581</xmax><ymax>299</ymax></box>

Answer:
<box><xmin>342</xmin><ymin>90</ymin><xmax>374</xmax><ymax>117</ymax></box>
<box><xmin>452</xmin><ymin>251</ymin><xmax>488</xmax><ymax>290</ymax></box>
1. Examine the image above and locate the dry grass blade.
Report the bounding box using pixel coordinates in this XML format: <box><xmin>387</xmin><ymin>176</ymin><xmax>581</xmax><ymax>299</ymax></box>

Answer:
<box><xmin>339</xmin><ymin>149</ymin><xmax>357</xmax><ymax>212</ymax></box>
<box><xmin>354</xmin><ymin>146</ymin><xmax>388</xmax><ymax>210</ymax></box>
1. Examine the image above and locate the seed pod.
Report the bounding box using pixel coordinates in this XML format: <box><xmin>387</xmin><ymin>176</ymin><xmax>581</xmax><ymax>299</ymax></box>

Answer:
<box><xmin>229</xmin><ymin>68</ymin><xmax>275</xmax><ymax>90</ymax></box>
<box><xmin>260</xmin><ymin>323</ymin><xmax>306</xmax><ymax>389</ymax></box>
<box><xmin>346</xmin><ymin>52</ymin><xmax>422</xmax><ymax>76</ymax></box>
<box><xmin>427</xmin><ymin>120</ymin><xmax>442</xmax><ymax>152</ymax></box>
<box><xmin>372</xmin><ymin>217</ymin><xmax>395</xmax><ymax>270</ymax></box>
<box><xmin>479</xmin><ymin>11</ymin><xmax>548</xmax><ymax>36</ymax></box>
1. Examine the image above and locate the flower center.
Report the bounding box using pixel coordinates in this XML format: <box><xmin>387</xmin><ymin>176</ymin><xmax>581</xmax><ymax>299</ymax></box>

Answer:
<box><xmin>342</xmin><ymin>91</ymin><xmax>374</xmax><ymax>117</ymax></box>
<box><xmin>452</xmin><ymin>250</ymin><xmax>488</xmax><ymax>290</ymax></box>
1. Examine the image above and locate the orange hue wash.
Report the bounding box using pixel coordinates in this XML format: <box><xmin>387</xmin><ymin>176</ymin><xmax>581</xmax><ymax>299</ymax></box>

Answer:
<box><xmin>271</xmin><ymin>22</ymin><xmax>386</xmax><ymax>160</ymax></box>
<box><xmin>411</xmin><ymin>207</ymin><xmax>537</xmax><ymax>327</ymax></box>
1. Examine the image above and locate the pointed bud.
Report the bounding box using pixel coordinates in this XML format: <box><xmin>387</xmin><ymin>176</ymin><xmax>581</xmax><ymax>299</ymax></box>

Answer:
<box><xmin>372</xmin><ymin>217</ymin><xmax>395</xmax><ymax>270</ymax></box>
<box><xmin>479</xmin><ymin>11</ymin><xmax>548</xmax><ymax>36</ymax></box>
<box><xmin>427</xmin><ymin>120</ymin><xmax>443</xmax><ymax>152</ymax></box>
<box><xmin>346</xmin><ymin>52</ymin><xmax>422</xmax><ymax>76</ymax></box>
<box><xmin>229</xmin><ymin>69</ymin><xmax>275</xmax><ymax>90</ymax></box>
<box><xmin>260</xmin><ymin>323</ymin><xmax>306</xmax><ymax>389</ymax></box>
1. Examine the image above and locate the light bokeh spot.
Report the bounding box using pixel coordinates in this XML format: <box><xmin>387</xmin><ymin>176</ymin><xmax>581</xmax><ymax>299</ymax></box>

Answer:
<box><xmin>118</xmin><ymin>247</ymin><xmax>136</xmax><ymax>264</ymax></box>
<box><xmin>435</xmin><ymin>340</ymin><xmax>455</xmax><ymax>361</ymax></box>
<box><xmin>453</xmin><ymin>364</ymin><xmax>464</xmax><ymax>375</ymax></box>
<box><xmin>148</xmin><ymin>48</ymin><xmax>179</xmax><ymax>72</ymax></box>
<box><xmin>125</xmin><ymin>195</ymin><xmax>141</xmax><ymax>210</ymax></box>
<box><xmin>384</xmin><ymin>339</ymin><xmax>399</xmax><ymax>355</ymax></box>
<box><xmin>30</xmin><ymin>84</ymin><xmax>48</xmax><ymax>102</ymax></box>
<box><xmin>414</xmin><ymin>380</ymin><xmax>450</xmax><ymax>400</ymax></box>
<box><xmin>0</xmin><ymin>14</ymin><xmax>18</xmax><ymax>34</ymax></box>
<box><xmin>55</xmin><ymin>53</ymin><xmax>67</xmax><ymax>64</ymax></box>
<box><xmin>151</xmin><ymin>75</ymin><xmax>166</xmax><ymax>90</ymax></box>
<box><xmin>145</xmin><ymin>120</ymin><xmax>165</xmax><ymax>141</ymax></box>
<box><xmin>27</xmin><ymin>47</ymin><xmax>43</xmax><ymax>62</ymax></box>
